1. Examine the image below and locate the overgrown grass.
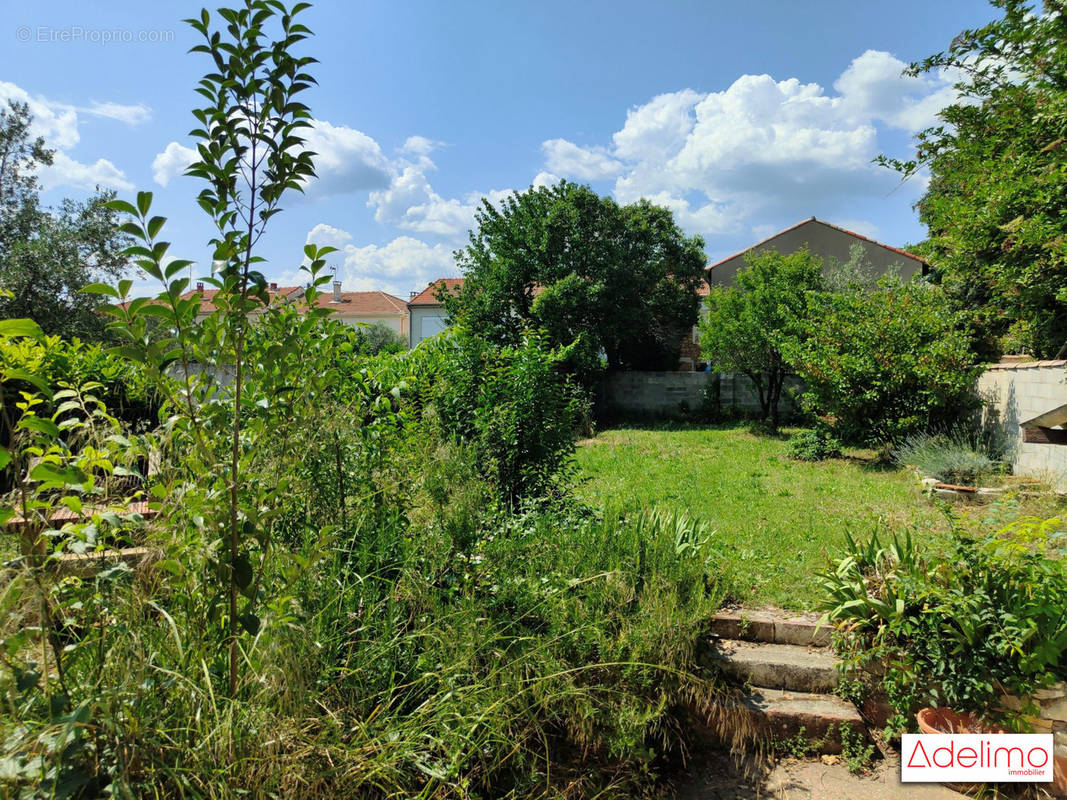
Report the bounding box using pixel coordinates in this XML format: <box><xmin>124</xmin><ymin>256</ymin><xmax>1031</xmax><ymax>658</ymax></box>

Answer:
<box><xmin>574</xmin><ymin>423</ymin><xmax>993</xmax><ymax>609</ymax></box>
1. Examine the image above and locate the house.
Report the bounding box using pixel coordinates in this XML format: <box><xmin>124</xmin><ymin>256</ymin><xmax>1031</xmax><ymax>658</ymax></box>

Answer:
<box><xmin>180</xmin><ymin>280</ymin><xmax>408</xmax><ymax>336</ymax></box>
<box><xmin>707</xmin><ymin>217</ymin><xmax>927</xmax><ymax>287</ymax></box>
<box><xmin>677</xmin><ymin>217</ymin><xmax>930</xmax><ymax>371</ymax></box>
<box><xmin>407</xmin><ymin>278</ymin><xmax>464</xmax><ymax>348</ymax></box>
<box><xmin>314</xmin><ymin>282</ymin><xmax>408</xmax><ymax>336</ymax></box>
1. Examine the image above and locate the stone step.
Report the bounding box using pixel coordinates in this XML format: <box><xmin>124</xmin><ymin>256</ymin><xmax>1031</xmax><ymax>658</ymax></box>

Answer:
<box><xmin>738</xmin><ymin>686</ymin><xmax>866</xmax><ymax>755</ymax></box>
<box><xmin>706</xmin><ymin>639</ymin><xmax>841</xmax><ymax>694</ymax></box>
<box><xmin>709</xmin><ymin>608</ymin><xmax>831</xmax><ymax>647</ymax></box>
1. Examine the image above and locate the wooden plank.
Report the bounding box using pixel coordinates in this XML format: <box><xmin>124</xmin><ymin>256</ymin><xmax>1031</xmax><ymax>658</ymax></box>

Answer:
<box><xmin>1022</xmin><ymin>426</ymin><xmax>1067</xmax><ymax>445</ymax></box>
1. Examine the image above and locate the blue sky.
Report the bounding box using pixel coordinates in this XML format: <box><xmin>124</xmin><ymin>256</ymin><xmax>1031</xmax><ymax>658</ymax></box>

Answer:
<box><xmin>2</xmin><ymin>0</ymin><xmax>998</xmax><ymax>299</ymax></box>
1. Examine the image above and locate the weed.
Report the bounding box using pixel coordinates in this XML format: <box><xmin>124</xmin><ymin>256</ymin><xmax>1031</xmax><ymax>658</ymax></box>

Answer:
<box><xmin>839</xmin><ymin>724</ymin><xmax>875</xmax><ymax>774</ymax></box>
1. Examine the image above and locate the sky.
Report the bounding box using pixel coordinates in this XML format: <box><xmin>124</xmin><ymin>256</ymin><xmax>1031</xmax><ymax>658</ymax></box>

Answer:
<box><xmin>1</xmin><ymin>0</ymin><xmax>1000</xmax><ymax>300</ymax></box>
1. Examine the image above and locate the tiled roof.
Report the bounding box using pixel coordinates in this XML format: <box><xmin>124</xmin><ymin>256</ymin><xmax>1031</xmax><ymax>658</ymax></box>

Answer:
<box><xmin>181</xmin><ymin>285</ymin><xmax>303</xmax><ymax>313</ymax></box>
<box><xmin>315</xmin><ymin>290</ymin><xmax>407</xmax><ymax>314</ymax></box>
<box><xmin>706</xmin><ymin>217</ymin><xmax>927</xmax><ymax>272</ymax></box>
<box><xmin>408</xmin><ymin>278</ymin><xmax>464</xmax><ymax>306</ymax></box>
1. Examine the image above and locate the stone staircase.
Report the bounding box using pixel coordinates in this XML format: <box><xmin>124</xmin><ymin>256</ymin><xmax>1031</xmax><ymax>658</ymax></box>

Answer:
<box><xmin>702</xmin><ymin>608</ymin><xmax>868</xmax><ymax>755</ymax></box>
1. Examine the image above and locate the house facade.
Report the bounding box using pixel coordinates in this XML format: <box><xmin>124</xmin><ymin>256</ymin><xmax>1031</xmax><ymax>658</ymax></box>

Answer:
<box><xmin>678</xmin><ymin>217</ymin><xmax>929</xmax><ymax>371</ymax></box>
<box><xmin>706</xmin><ymin>217</ymin><xmax>927</xmax><ymax>287</ymax></box>
<box><xmin>407</xmin><ymin>278</ymin><xmax>464</xmax><ymax>348</ymax></box>
<box><xmin>314</xmin><ymin>282</ymin><xmax>408</xmax><ymax>335</ymax></box>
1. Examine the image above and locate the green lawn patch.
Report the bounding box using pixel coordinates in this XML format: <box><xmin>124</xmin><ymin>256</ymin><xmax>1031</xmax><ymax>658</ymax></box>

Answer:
<box><xmin>575</xmin><ymin>423</ymin><xmax>953</xmax><ymax>609</ymax></box>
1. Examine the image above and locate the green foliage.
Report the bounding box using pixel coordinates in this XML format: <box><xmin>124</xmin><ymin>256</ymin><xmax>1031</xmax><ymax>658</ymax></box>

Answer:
<box><xmin>894</xmin><ymin>427</ymin><xmax>1003</xmax><ymax>485</ymax></box>
<box><xmin>0</xmin><ymin>7</ymin><xmax>731</xmax><ymax>797</ymax></box>
<box><xmin>450</xmin><ymin>180</ymin><xmax>707</xmax><ymax>376</ymax></box>
<box><xmin>356</xmin><ymin>320</ymin><xmax>406</xmax><ymax>354</ymax></box>
<box><xmin>878</xmin><ymin>0</ymin><xmax>1067</xmax><ymax>358</ymax></box>
<box><xmin>819</xmin><ymin>515</ymin><xmax>1067</xmax><ymax>734</ymax></box>
<box><xmin>782</xmin><ymin>278</ymin><xmax>981</xmax><ymax>445</ymax></box>
<box><xmin>0</xmin><ymin>102</ymin><xmax>132</xmax><ymax>341</ymax></box>
<box><xmin>788</xmin><ymin>426</ymin><xmax>843</xmax><ymax>462</ymax></box>
<box><xmin>399</xmin><ymin>327</ymin><xmax>588</xmax><ymax>506</ymax></box>
<box><xmin>700</xmin><ymin>247</ymin><xmax>822</xmax><ymax>430</ymax></box>
<box><xmin>838</xmin><ymin>723</ymin><xmax>875</xmax><ymax>774</ymax></box>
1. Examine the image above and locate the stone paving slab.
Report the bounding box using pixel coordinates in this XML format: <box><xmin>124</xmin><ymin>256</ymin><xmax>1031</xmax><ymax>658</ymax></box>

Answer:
<box><xmin>708</xmin><ymin>640</ymin><xmax>841</xmax><ymax>694</ymax></box>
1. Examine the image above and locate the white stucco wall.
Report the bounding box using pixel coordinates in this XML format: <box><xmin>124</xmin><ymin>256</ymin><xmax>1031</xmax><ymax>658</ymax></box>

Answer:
<box><xmin>409</xmin><ymin>306</ymin><xmax>450</xmax><ymax>348</ymax></box>
<box><xmin>977</xmin><ymin>360</ymin><xmax>1067</xmax><ymax>489</ymax></box>
<box><xmin>333</xmin><ymin>313</ymin><xmax>407</xmax><ymax>335</ymax></box>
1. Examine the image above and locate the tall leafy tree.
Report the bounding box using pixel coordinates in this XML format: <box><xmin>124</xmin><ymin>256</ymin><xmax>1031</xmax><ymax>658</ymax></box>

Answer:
<box><xmin>0</xmin><ymin>101</ymin><xmax>131</xmax><ymax>340</ymax></box>
<box><xmin>699</xmin><ymin>247</ymin><xmax>823</xmax><ymax>430</ymax></box>
<box><xmin>880</xmin><ymin>0</ymin><xmax>1067</xmax><ymax>358</ymax></box>
<box><xmin>449</xmin><ymin>180</ymin><xmax>707</xmax><ymax>375</ymax></box>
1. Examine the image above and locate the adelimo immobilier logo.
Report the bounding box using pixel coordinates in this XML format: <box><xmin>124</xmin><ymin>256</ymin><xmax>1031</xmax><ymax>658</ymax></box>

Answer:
<box><xmin>901</xmin><ymin>733</ymin><xmax>1054</xmax><ymax>783</ymax></box>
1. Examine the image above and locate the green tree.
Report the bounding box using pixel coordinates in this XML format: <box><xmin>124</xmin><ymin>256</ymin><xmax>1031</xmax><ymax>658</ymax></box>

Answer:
<box><xmin>699</xmin><ymin>247</ymin><xmax>823</xmax><ymax>430</ymax></box>
<box><xmin>0</xmin><ymin>101</ymin><xmax>131</xmax><ymax>339</ymax></box>
<box><xmin>449</xmin><ymin>180</ymin><xmax>707</xmax><ymax>376</ymax></box>
<box><xmin>879</xmin><ymin>0</ymin><xmax>1067</xmax><ymax>358</ymax></box>
<box><xmin>782</xmin><ymin>279</ymin><xmax>981</xmax><ymax>444</ymax></box>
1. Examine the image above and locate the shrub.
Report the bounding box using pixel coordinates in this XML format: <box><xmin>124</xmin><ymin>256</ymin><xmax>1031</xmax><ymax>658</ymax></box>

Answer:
<box><xmin>782</xmin><ymin>278</ymin><xmax>981</xmax><ymax>445</ymax></box>
<box><xmin>819</xmin><ymin>516</ymin><xmax>1067</xmax><ymax>734</ymax></box>
<box><xmin>894</xmin><ymin>427</ymin><xmax>1000</xmax><ymax>485</ymax></box>
<box><xmin>409</xmin><ymin>327</ymin><xmax>589</xmax><ymax>505</ymax></box>
<box><xmin>788</xmin><ymin>426</ymin><xmax>843</xmax><ymax>461</ymax></box>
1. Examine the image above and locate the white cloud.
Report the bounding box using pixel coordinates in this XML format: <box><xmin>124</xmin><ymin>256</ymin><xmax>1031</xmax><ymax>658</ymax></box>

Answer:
<box><xmin>39</xmin><ymin>151</ymin><xmax>133</xmax><ymax>192</ymax></box>
<box><xmin>300</xmin><ymin>118</ymin><xmax>392</xmax><ymax>198</ymax></box>
<box><xmin>305</xmin><ymin>222</ymin><xmax>354</xmax><ymax>250</ymax></box>
<box><xmin>399</xmin><ymin>135</ymin><xmax>443</xmax><ymax>157</ymax></box>
<box><xmin>0</xmin><ymin>81</ymin><xmax>81</xmax><ymax>149</ymax></box>
<box><xmin>0</xmin><ymin>81</ymin><xmax>145</xmax><ymax>192</ymax></box>
<box><xmin>532</xmin><ymin>170</ymin><xmax>560</xmax><ymax>188</ymax></box>
<box><xmin>152</xmin><ymin>141</ymin><xmax>197</xmax><ymax>187</ymax></box>
<box><xmin>305</xmin><ymin>224</ymin><xmax>456</xmax><ymax>296</ymax></box>
<box><xmin>532</xmin><ymin>51</ymin><xmax>957</xmax><ymax>239</ymax></box>
<box><xmin>80</xmin><ymin>100</ymin><xmax>152</xmax><ymax>126</ymax></box>
<box><xmin>542</xmin><ymin>138</ymin><xmax>623</xmax><ymax>180</ymax></box>
<box><xmin>834</xmin><ymin>49</ymin><xmax>957</xmax><ymax>131</ymax></box>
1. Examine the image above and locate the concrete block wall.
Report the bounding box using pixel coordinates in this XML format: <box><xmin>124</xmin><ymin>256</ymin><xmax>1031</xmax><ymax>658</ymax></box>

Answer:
<box><xmin>597</xmin><ymin>371</ymin><xmax>800</xmax><ymax>420</ymax></box>
<box><xmin>977</xmin><ymin>360</ymin><xmax>1067</xmax><ymax>489</ymax></box>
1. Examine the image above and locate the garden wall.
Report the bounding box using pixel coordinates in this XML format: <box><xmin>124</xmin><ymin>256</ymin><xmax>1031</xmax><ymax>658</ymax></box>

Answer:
<box><xmin>597</xmin><ymin>371</ymin><xmax>800</xmax><ymax>420</ymax></box>
<box><xmin>977</xmin><ymin>359</ymin><xmax>1067</xmax><ymax>490</ymax></box>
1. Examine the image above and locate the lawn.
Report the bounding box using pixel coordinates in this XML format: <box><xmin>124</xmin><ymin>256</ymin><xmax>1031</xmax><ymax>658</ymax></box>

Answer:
<box><xmin>576</xmin><ymin>423</ymin><xmax>971</xmax><ymax>609</ymax></box>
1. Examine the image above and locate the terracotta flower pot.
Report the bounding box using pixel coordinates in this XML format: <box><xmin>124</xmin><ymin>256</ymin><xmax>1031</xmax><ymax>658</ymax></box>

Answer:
<box><xmin>916</xmin><ymin>707</ymin><xmax>1002</xmax><ymax>735</ymax></box>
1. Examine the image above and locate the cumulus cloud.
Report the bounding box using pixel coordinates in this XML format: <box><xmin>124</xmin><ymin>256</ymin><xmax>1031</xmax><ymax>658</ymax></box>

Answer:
<box><xmin>39</xmin><ymin>152</ymin><xmax>133</xmax><ymax>192</ymax></box>
<box><xmin>0</xmin><ymin>81</ymin><xmax>144</xmax><ymax>192</ymax></box>
<box><xmin>305</xmin><ymin>222</ymin><xmax>354</xmax><ymax>250</ymax></box>
<box><xmin>542</xmin><ymin>139</ymin><xmax>623</xmax><ymax>180</ymax></box>
<box><xmin>151</xmin><ymin>141</ymin><xmax>197</xmax><ymax>187</ymax></box>
<box><xmin>368</xmin><ymin>148</ymin><xmax>512</xmax><ymax>240</ymax></box>
<box><xmin>536</xmin><ymin>50</ymin><xmax>957</xmax><ymax>240</ymax></box>
<box><xmin>300</xmin><ymin>118</ymin><xmax>392</xmax><ymax>197</ymax></box>
<box><xmin>305</xmin><ymin>224</ymin><xmax>457</xmax><ymax>296</ymax></box>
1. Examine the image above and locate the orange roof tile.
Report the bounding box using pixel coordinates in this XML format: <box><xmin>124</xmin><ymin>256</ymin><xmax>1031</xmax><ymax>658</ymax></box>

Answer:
<box><xmin>315</xmin><ymin>290</ymin><xmax>407</xmax><ymax>314</ymax></box>
<box><xmin>408</xmin><ymin>278</ymin><xmax>464</xmax><ymax>306</ymax></box>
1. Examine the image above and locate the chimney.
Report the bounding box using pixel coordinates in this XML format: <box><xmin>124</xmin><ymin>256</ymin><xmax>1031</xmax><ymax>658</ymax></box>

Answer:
<box><xmin>332</xmin><ymin>280</ymin><xmax>342</xmax><ymax>302</ymax></box>
<box><xmin>269</xmin><ymin>281</ymin><xmax>278</xmax><ymax>292</ymax></box>
<box><xmin>409</xmin><ymin>290</ymin><xmax>417</xmax><ymax>299</ymax></box>
<box><xmin>196</xmin><ymin>281</ymin><xmax>204</xmax><ymax>292</ymax></box>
